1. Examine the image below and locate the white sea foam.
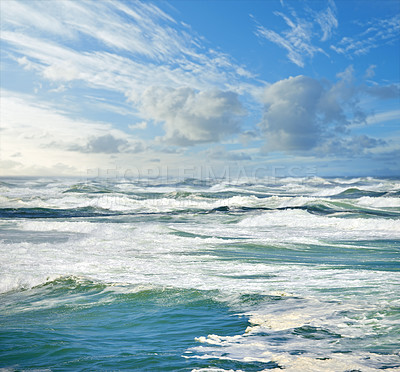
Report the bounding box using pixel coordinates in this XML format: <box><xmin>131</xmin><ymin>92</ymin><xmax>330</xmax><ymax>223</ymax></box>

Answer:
<box><xmin>189</xmin><ymin>335</ymin><xmax>398</xmax><ymax>371</ymax></box>
<box><xmin>2</xmin><ymin>214</ymin><xmax>399</xmax><ymax>300</ymax></box>
<box><xmin>310</xmin><ymin>186</ymin><xmax>348</xmax><ymax>197</ymax></box>
<box><xmin>331</xmin><ymin>177</ymin><xmax>362</xmax><ymax>184</ymax></box>
<box><xmin>357</xmin><ymin>196</ymin><xmax>400</xmax><ymax>208</ymax></box>
<box><xmin>0</xmin><ymin>274</ymin><xmax>59</xmax><ymax>294</ymax></box>
<box><xmin>189</xmin><ymin>309</ymin><xmax>400</xmax><ymax>371</ymax></box>
<box><xmin>17</xmin><ymin>220</ymin><xmax>98</xmax><ymax>233</ymax></box>
<box><xmin>237</xmin><ymin>209</ymin><xmax>400</xmax><ymax>236</ymax></box>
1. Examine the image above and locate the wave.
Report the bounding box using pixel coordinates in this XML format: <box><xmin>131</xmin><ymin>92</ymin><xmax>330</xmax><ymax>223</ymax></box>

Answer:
<box><xmin>2</xmin><ymin>196</ymin><xmax>399</xmax><ymax>219</ymax></box>
<box><xmin>0</xmin><ymin>275</ymin><xmax>226</xmax><ymax>311</ymax></box>
<box><xmin>62</xmin><ymin>183</ymin><xmax>114</xmax><ymax>194</ymax></box>
<box><xmin>332</xmin><ymin>187</ymin><xmax>387</xmax><ymax>199</ymax></box>
<box><xmin>0</xmin><ymin>207</ymin><xmax>120</xmax><ymax>219</ymax></box>
<box><xmin>331</xmin><ymin>177</ymin><xmax>363</xmax><ymax>184</ymax></box>
<box><xmin>1</xmin><ymin>177</ymin><xmax>399</xmax><ymax>210</ymax></box>
<box><xmin>210</xmin><ymin>202</ymin><xmax>400</xmax><ymax>218</ymax></box>
<box><xmin>313</xmin><ymin>186</ymin><xmax>398</xmax><ymax>198</ymax></box>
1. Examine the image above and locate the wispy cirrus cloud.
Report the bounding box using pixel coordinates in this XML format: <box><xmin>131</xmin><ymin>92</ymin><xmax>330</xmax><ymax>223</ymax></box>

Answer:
<box><xmin>1</xmin><ymin>0</ymin><xmax>182</xmax><ymax>61</ymax></box>
<box><xmin>362</xmin><ymin>109</ymin><xmax>400</xmax><ymax>128</ymax></box>
<box><xmin>314</xmin><ymin>3</ymin><xmax>338</xmax><ymax>41</ymax></box>
<box><xmin>1</xmin><ymin>0</ymin><xmax>254</xmax><ymax>148</ymax></box>
<box><xmin>254</xmin><ymin>1</ymin><xmax>338</xmax><ymax>67</ymax></box>
<box><xmin>1</xmin><ymin>0</ymin><xmax>250</xmax><ymax>91</ymax></box>
<box><xmin>331</xmin><ymin>14</ymin><xmax>400</xmax><ymax>57</ymax></box>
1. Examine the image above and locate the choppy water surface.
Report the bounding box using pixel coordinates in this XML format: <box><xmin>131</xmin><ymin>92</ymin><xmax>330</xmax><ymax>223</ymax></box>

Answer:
<box><xmin>0</xmin><ymin>176</ymin><xmax>399</xmax><ymax>371</ymax></box>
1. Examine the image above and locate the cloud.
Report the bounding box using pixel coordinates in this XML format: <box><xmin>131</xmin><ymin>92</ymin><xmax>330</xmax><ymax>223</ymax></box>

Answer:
<box><xmin>259</xmin><ymin>76</ymin><xmax>332</xmax><ymax>151</ymax></box>
<box><xmin>255</xmin><ymin>15</ymin><xmax>320</xmax><ymax>68</ymax></box>
<box><xmin>314</xmin><ymin>135</ymin><xmax>386</xmax><ymax>157</ymax></box>
<box><xmin>0</xmin><ymin>159</ymin><xmax>23</xmax><ymax>171</ymax></box>
<box><xmin>0</xmin><ymin>0</ymin><xmax>72</xmax><ymax>38</ymax></box>
<box><xmin>43</xmin><ymin>61</ymin><xmax>81</xmax><ymax>81</ymax></box>
<box><xmin>363</xmin><ymin>84</ymin><xmax>400</xmax><ymax>99</ymax></box>
<box><xmin>239</xmin><ymin>130</ymin><xmax>260</xmax><ymax>146</ymax></box>
<box><xmin>205</xmin><ymin>145</ymin><xmax>252</xmax><ymax>161</ymax></box>
<box><xmin>0</xmin><ymin>90</ymin><xmax>144</xmax><ymax>174</ymax></box>
<box><xmin>254</xmin><ymin>1</ymin><xmax>337</xmax><ymax>67</ymax></box>
<box><xmin>135</xmin><ymin>87</ymin><xmax>245</xmax><ymax>146</ymax></box>
<box><xmin>364</xmin><ymin>109</ymin><xmax>400</xmax><ymax>127</ymax></box>
<box><xmin>314</xmin><ymin>1</ymin><xmax>338</xmax><ymax>41</ymax></box>
<box><xmin>16</xmin><ymin>56</ymin><xmax>36</xmax><ymax>70</ymax></box>
<box><xmin>129</xmin><ymin>121</ymin><xmax>148</xmax><ymax>130</ymax></box>
<box><xmin>260</xmin><ymin>76</ymin><xmax>320</xmax><ymax>150</ymax></box>
<box><xmin>0</xmin><ymin>160</ymin><xmax>79</xmax><ymax>177</ymax></box>
<box><xmin>1</xmin><ymin>0</ymin><xmax>181</xmax><ymax>61</ymax></box>
<box><xmin>259</xmin><ymin>69</ymin><xmax>386</xmax><ymax>154</ymax></box>
<box><xmin>69</xmin><ymin>134</ymin><xmax>144</xmax><ymax>154</ymax></box>
<box><xmin>156</xmin><ymin>146</ymin><xmax>184</xmax><ymax>154</ymax></box>
<box><xmin>365</xmin><ymin>64</ymin><xmax>376</xmax><ymax>78</ymax></box>
<box><xmin>373</xmin><ymin>148</ymin><xmax>400</xmax><ymax>163</ymax></box>
<box><xmin>331</xmin><ymin>14</ymin><xmax>400</xmax><ymax>56</ymax></box>
<box><xmin>1</xmin><ymin>1</ymin><xmax>253</xmax><ymax>96</ymax></box>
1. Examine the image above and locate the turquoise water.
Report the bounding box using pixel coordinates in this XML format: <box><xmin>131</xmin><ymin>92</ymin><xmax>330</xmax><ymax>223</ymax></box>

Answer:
<box><xmin>0</xmin><ymin>177</ymin><xmax>399</xmax><ymax>371</ymax></box>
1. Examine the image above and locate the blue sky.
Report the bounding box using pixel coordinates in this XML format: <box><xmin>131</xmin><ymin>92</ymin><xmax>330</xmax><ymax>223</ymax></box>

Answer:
<box><xmin>1</xmin><ymin>0</ymin><xmax>399</xmax><ymax>178</ymax></box>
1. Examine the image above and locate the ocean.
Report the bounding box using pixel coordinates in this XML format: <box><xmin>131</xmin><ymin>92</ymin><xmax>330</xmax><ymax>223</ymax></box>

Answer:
<box><xmin>0</xmin><ymin>176</ymin><xmax>399</xmax><ymax>371</ymax></box>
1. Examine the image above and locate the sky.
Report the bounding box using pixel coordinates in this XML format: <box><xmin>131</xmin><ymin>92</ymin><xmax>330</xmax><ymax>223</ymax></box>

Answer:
<box><xmin>0</xmin><ymin>0</ymin><xmax>399</xmax><ymax>179</ymax></box>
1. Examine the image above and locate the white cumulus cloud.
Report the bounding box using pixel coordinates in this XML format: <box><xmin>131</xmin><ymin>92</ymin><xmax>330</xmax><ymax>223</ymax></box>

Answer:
<box><xmin>259</xmin><ymin>68</ymin><xmax>388</xmax><ymax>155</ymax></box>
<box><xmin>134</xmin><ymin>87</ymin><xmax>246</xmax><ymax>146</ymax></box>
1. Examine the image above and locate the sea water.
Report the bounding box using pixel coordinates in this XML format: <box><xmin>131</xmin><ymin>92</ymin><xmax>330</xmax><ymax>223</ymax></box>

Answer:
<box><xmin>0</xmin><ymin>176</ymin><xmax>399</xmax><ymax>371</ymax></box>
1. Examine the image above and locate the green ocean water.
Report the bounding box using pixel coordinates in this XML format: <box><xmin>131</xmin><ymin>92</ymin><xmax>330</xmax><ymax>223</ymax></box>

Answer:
<box><xmin>0</xmin><ymin>177</ymin><xmax>399</xmax><ymax>371</ymax></box>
